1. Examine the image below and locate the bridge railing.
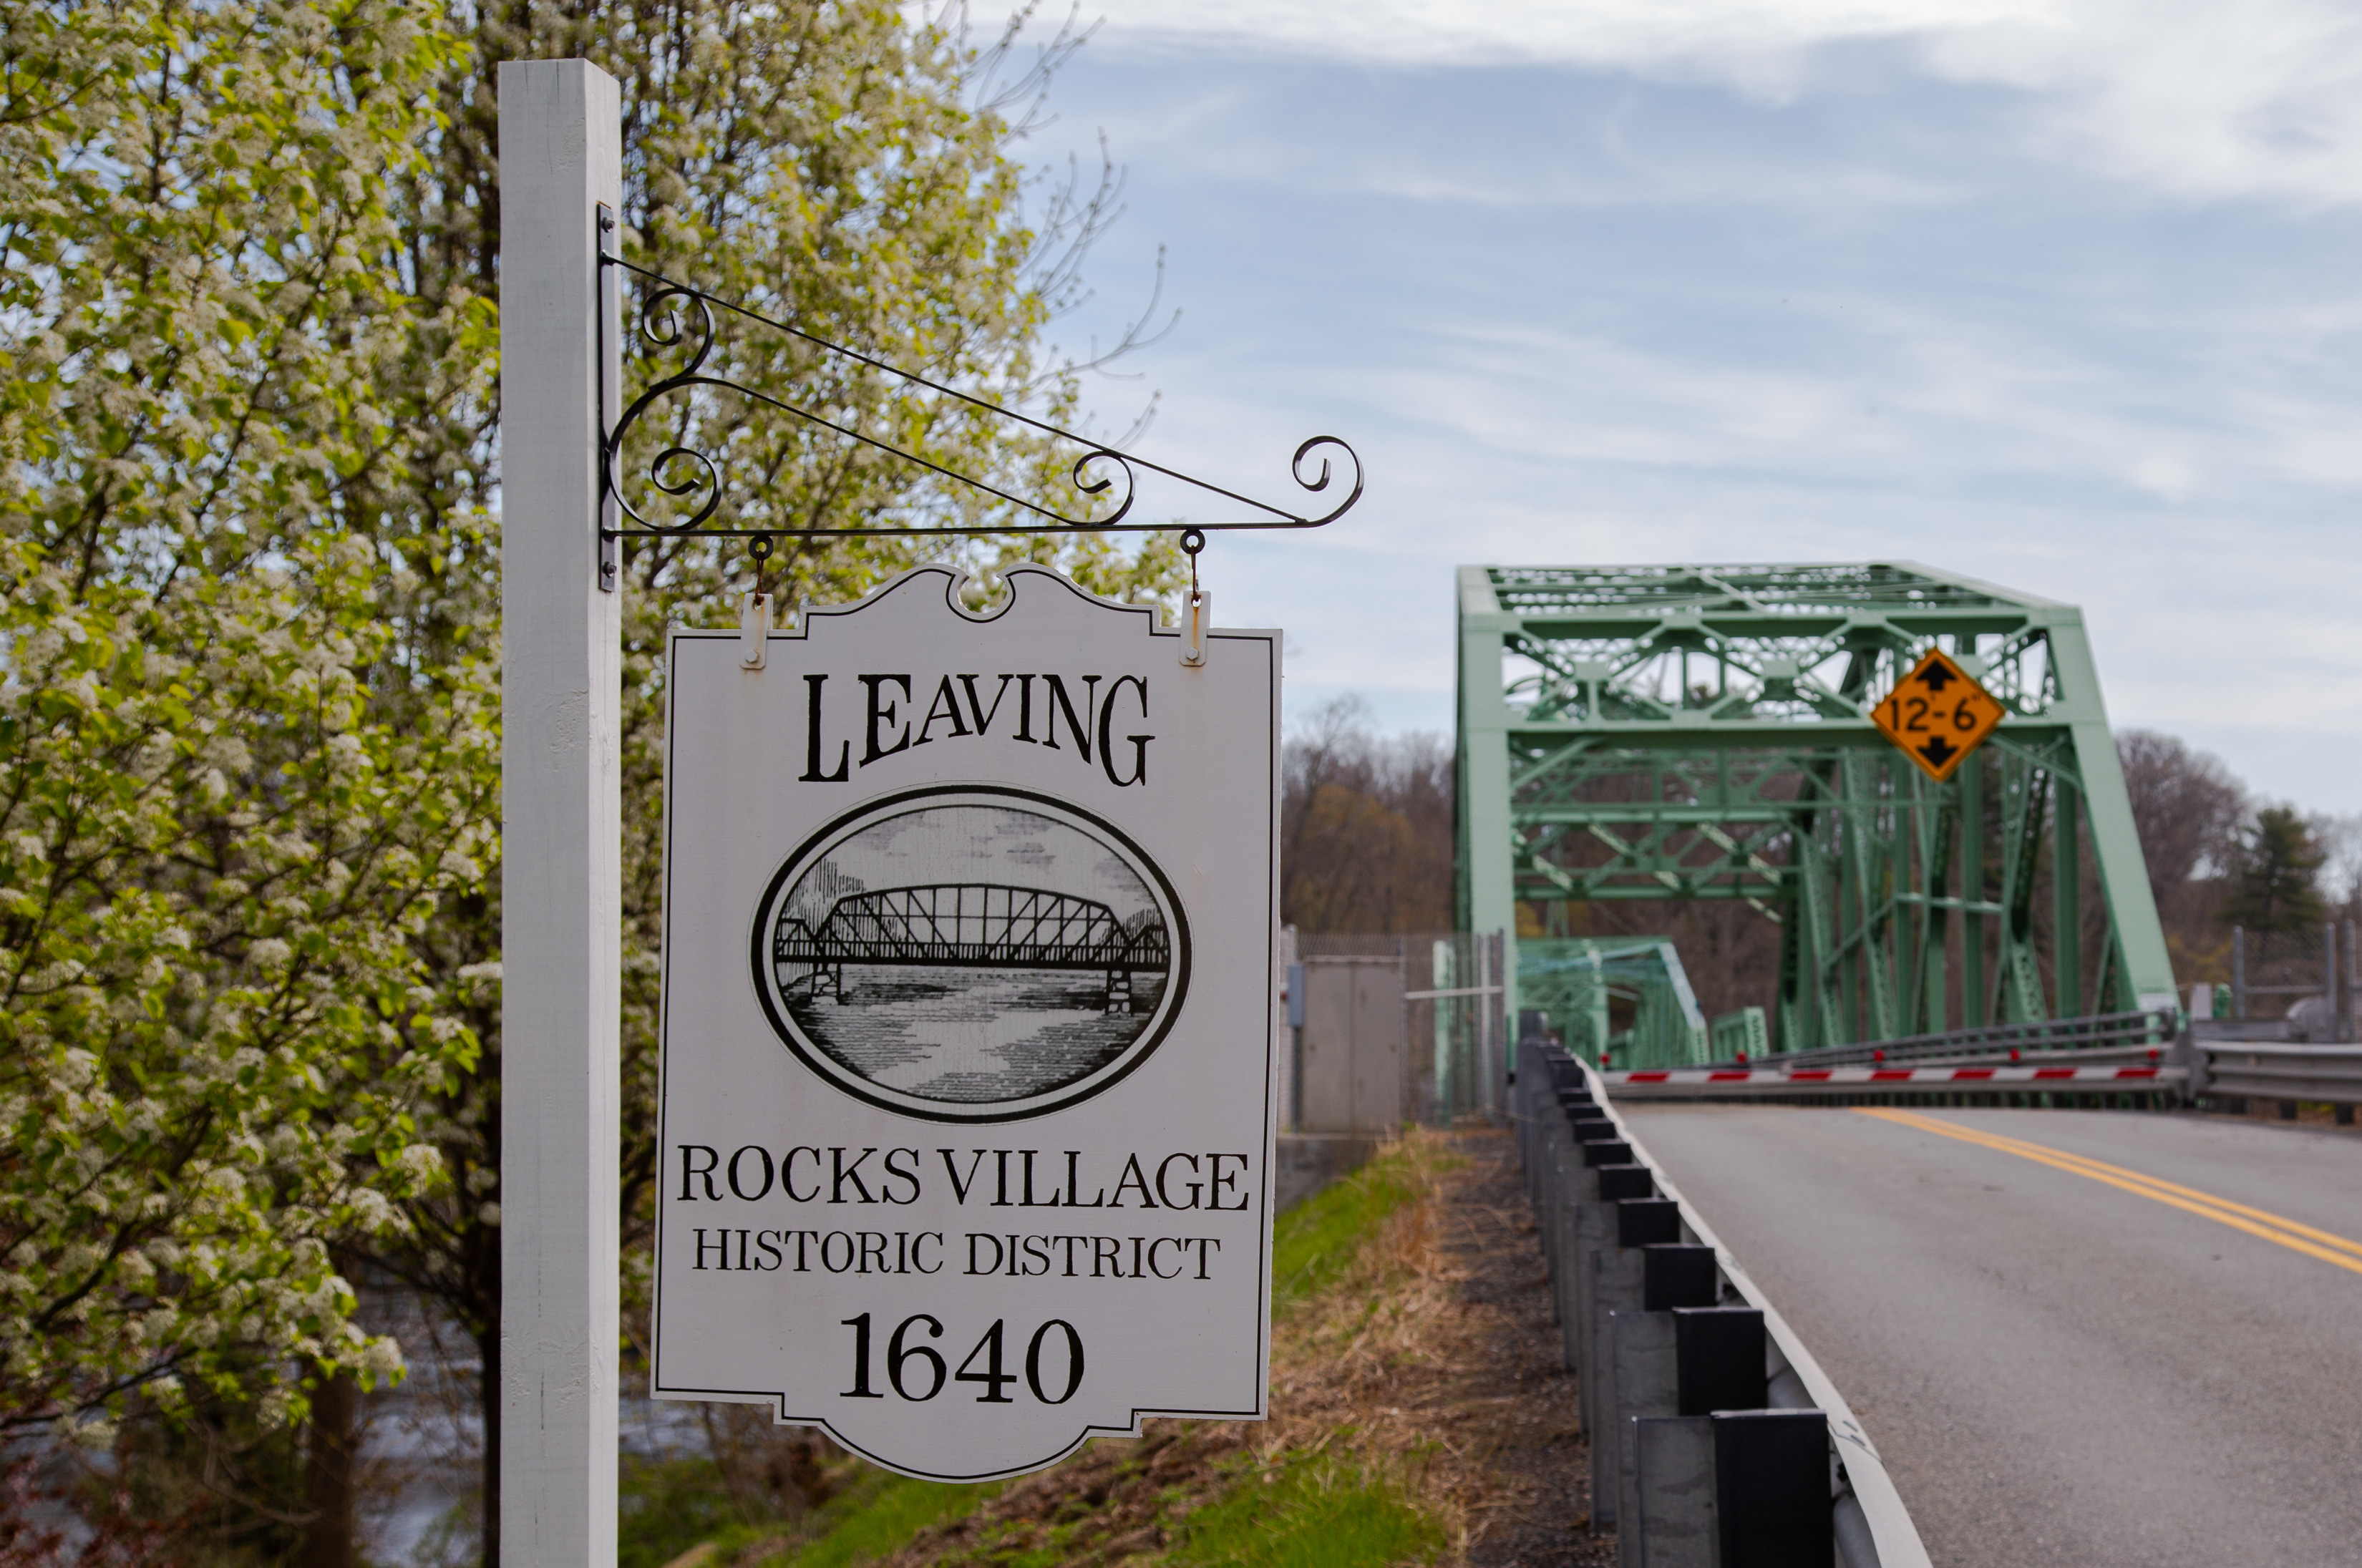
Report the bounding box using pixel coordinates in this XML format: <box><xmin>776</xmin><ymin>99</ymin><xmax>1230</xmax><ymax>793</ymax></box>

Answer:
<box><xmin>1696</xmin><ymin>1008</ymin><xmax>2173</xmax><ymax>1072</ymax></box>
<box><xmin>1590</xmin><ymin>1008</ymin><xmax>2186</xmax><ymax>1104</ymax></box>
<box><xmin>2187</xmin><ymin>1040</ymin><xmax>2362</xmax><ymax>1121</ymax></box>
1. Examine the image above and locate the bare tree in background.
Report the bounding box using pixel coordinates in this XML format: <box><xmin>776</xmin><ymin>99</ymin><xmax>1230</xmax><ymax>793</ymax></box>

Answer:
<box><xmin>2116</xmin><ymin>729</ymin><xmax>2249</xmax><ymax>983</ymax></box>
<box><xmin>1281</xmin><ymin>698</ymin><xmax>1454</xmax><ymax>932</ymax></box>
<box><xmin>2307</xmin><ymin>811</ymin><xmax>2362</xmax><ymax>920</ymax></box>
<box><xmin>2118</xmin><ymin>731</ymin><xmax>2249</xmax><ymax>891</ymax></box>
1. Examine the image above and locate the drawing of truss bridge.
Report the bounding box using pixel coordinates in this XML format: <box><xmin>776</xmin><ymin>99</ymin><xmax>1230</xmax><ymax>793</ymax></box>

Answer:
<box><xmin>774</xmin><ymin>885</ymin><xmax>1171</xmax><ymax>1014</ymax></box>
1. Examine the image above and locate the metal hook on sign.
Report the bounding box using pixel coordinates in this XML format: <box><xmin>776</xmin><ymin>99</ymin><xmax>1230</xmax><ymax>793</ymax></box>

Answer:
<box><xmin>1179</xmin><ymin>527</ymin><xmax>1208</xmax><ymax>668</ymax></box>
<box><xmin>741</xmin><ymin>537</ymin><xmax>774</xmax><ymax>670</ymax></box>
<box><xmin>740</xmin><ymin>590</ymin><xmax>772</xmax><ymax>669</ymax></box>
<box><xmin>1180</xmin><ymin>590</ymin><xmax>1211</xmax><ymax>668</ymax></box>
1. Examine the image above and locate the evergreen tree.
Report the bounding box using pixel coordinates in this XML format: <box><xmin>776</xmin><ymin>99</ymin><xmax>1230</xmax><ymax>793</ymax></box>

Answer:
<box><xmin>2224</xmin><ymin>805</ymin><xmax>2328</xmax><ymax>935</ymax></box>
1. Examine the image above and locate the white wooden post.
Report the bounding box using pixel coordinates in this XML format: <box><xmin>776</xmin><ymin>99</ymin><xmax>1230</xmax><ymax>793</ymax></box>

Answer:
<box><xmin>498</xmin><ymin>59</ymin><xmax>622</xmax><ymax>1568</ymax></box>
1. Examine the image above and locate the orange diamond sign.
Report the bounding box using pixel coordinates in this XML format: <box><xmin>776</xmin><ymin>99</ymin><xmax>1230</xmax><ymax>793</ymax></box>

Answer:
<box><xmin>1872</xmin><ymin>648</ymin><xmax>2005</xmax><ymax>782</ymax></box>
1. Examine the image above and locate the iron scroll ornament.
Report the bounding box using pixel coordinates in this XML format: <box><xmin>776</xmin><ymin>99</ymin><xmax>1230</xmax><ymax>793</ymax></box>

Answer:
<box><xmin>596</xmin><ymin>251</ymin><xmax>1364</xmax><ymax>551</ymax></box>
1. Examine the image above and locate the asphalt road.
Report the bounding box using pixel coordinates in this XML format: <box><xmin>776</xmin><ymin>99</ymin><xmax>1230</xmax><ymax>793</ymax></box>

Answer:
<box><xmin>1620</xmin><ymin>1104</ymin><xmax>2362</xmax><ymax>1567</ymax></box>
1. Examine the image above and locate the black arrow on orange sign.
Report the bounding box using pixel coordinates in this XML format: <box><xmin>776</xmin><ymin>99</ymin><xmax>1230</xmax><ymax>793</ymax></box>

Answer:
<box><xmin>1918</xmin><ymin>736</ymin><xmax>1959</xmax><ymax>769</ymax></box>
<box><xmin>1917</xmin><ymin>661</ymin><xmax>1957</xmax><ymax>692</ymax></box>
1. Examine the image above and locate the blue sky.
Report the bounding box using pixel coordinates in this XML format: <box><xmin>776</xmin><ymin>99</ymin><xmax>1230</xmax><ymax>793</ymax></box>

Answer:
<box><xmin>1008</xmin><ymin>0</ymin><xmax>2362</xmax><ymax>812</ymax></box>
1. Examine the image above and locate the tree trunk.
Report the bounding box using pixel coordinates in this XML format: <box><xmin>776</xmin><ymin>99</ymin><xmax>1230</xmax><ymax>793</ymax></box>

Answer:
<box><xmin>477</xmin><ymin>1319</ymin><xmax>500</xmax><ymax>1568</ymax></box>
<box><xmin>301</xmin><ymin>1368</ymin><xmax>360</xmax><ymax>1568</ymax></box>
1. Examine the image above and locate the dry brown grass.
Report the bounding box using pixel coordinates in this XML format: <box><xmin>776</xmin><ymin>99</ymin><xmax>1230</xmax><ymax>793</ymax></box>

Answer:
<box><xmin>815</xmin><ymin>1127</ymin><xmax>1598</xmax><ymax>1568</ymax></box>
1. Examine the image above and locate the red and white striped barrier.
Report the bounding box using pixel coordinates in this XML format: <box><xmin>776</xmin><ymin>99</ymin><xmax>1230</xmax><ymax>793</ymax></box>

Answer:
<box><xmin>1604</xmin><ymin>1062</ymin><xmax>2185</xmax><ymax>1093</ymax></box>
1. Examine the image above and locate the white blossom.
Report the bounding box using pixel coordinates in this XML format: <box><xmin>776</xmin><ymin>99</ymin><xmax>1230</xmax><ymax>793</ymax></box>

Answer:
<box><xmin>356</xmin><ymin>1335</ymin><xmax>405</xmax><ymax>1385</ymax></box>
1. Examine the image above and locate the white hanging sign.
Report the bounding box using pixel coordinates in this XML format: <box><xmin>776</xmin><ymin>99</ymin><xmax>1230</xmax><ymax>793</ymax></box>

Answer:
<box><xmin>648</xmin><ymin>565</ymin><xmax>1279</xmax><ymax>1480</ymax></box>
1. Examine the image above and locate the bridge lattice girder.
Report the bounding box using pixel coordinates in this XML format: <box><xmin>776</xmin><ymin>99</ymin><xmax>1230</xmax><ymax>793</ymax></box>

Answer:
<box><xmin>777</xmin><ymin>883</ymin><xmax>1169</xmax><ymax>972</ymax></box>
<box><xmin>1454</xmin><ymin>562</ymin><xmax>2175</xmax><ymax>1056</ymax></box>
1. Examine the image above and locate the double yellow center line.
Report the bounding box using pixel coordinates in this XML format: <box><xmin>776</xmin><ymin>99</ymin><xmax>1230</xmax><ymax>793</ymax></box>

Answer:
<box><xmin>1856</xmin><ymin>1106</ymin><xmax>2362</xmax><ymax>1278</ymax></box>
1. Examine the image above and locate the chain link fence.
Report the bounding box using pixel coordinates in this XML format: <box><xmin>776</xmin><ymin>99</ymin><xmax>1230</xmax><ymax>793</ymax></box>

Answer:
<box><xmin>2228</xmin><ymin>921</ymin><xmax>2354</xmax><ymax>1041</ymax></box>
<box><xmin>1285</xmin><ymin>930</ymin><xmax>1508</xmax><ymax>1127</ymax></box>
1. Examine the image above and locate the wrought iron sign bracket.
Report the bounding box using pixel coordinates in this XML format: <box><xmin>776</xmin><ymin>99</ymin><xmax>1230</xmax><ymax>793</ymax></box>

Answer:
<box><xmin>597</xmin><ymin>208</ymin><xmax>623</xmax><ymax>591</ymax></box>
<box><xmin>593</xmin><ymin>248</ymin><xmax>1361</xmax><ymax>593</ymax></box>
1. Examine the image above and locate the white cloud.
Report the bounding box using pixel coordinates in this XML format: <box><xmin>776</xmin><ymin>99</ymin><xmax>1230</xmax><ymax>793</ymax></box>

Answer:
<box><xmin>1081</xmin><ymin>0</ymin><xmax>2039</xmax><ymax>72</ymax></box>
<box><xmin>1109</xmin><ymin>276</ymin><xmax>2362</xmax><ymax>764</ymax></box>
<box><xmin>998</xmin><ymin>12</ymin><xmax>2362</xmax><ymax>806</ymax></box>
<box><xmin>1076</xmin><ymin>0</ymin><xmax>2362</xmax><ymax>203</ymax></box>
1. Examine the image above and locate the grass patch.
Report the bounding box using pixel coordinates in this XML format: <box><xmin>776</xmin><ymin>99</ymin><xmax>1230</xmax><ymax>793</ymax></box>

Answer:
<box><xmin>618</xmin><ymin>1451</ymin><xmax>991</xmax><ymax>1568</ymax></box>
<box><xmin>1270</xmin><ymin>1134</ymin><xmax>1448</xmax><ymax>1313</ymax></box>
<box><xmin>753</xmin><ymin>1469</ymin><xmax>993</xmax><ymax>1568</ymax></box>
<box><xmin>1168</xmin><ymin>1448</ymin><xmax>1445</xmax><ymax>1567</ymax></box>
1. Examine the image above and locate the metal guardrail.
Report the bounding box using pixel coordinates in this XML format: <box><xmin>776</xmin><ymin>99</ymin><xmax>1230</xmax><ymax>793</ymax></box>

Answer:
<box><xmin>1597</xmin><ymin>1014</ymin><xmax>2362</xmax><ymax>1118</ymax></box>
<box><xmin>2192</xmin><ymin>1041</ymin><xmax>2362</xmax><ymax>1111</ymax></box>
<box><xmin>1515</xmin><ymin>1038</ymin><xmax>1931</xmax><ymax>1568</ymax></box>
<box><xmin>1693</xmin><ymin>1008</ymin><xmax>2173</xmax><ymax>1073</ymax></box>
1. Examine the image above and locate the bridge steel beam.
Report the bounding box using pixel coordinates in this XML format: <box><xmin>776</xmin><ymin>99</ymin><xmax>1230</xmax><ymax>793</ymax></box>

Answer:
<box><xmin>1454</xmin><ymin>563</ymin><xmax>2177</xmax><ymax>1055</ymax></box>
<box><xmin>1457</xmin><ymin>575</ymin><xmax>1522</xmax><ymax>1017</ymax></box>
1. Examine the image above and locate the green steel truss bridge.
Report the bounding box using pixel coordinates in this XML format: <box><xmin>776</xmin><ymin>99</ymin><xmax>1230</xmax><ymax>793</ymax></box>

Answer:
<box><xmin>1454</xmin><ymin>563</ymin><xmax>2176</xmax><ymax>1059</ymax></box>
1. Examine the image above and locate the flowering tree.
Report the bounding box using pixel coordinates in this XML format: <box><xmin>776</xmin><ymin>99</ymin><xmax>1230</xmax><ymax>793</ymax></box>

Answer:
<box><xmin>0</xmin><ymin>545</ymin><xmax>491</xmax><ymax>1432</ymax></box>
<box><xmin>4</xmin><ymin>0</ymin><xmax>1178</xmax><ymax>1559</ymax></box>
<box><xmin>0</xmin><ymin>0</ymin><xmax>487</xmax><ymax>1448</ymax></box>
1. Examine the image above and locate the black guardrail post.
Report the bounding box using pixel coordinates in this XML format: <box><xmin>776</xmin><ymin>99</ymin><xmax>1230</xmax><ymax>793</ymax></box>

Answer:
<box><xmin>1713</xmin><ymin>1409</ymin><xmax>1836</xmax><ymax>1567</ymax></box>
<box><xmin>1675</xmin><ymin>1307</ymin><xmax>1769</xmax><ymax>1414</ymax></box>
<box><xmin>1643</xmin><ymin>1244</ymin><xmax>1720</xmax><ymax>1313</ymax></box>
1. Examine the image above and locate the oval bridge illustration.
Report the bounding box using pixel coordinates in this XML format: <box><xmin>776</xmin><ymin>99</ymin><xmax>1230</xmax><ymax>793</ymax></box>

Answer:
<box><xmin>751</xmin><ymin>789</ymin><xmax>1191</xmax><ymax>1115</ymax></box>
<box><xmin>774</xmin><ymin>883</ymin><xmax>1171</xmax><ymax>1015</ymax></box>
